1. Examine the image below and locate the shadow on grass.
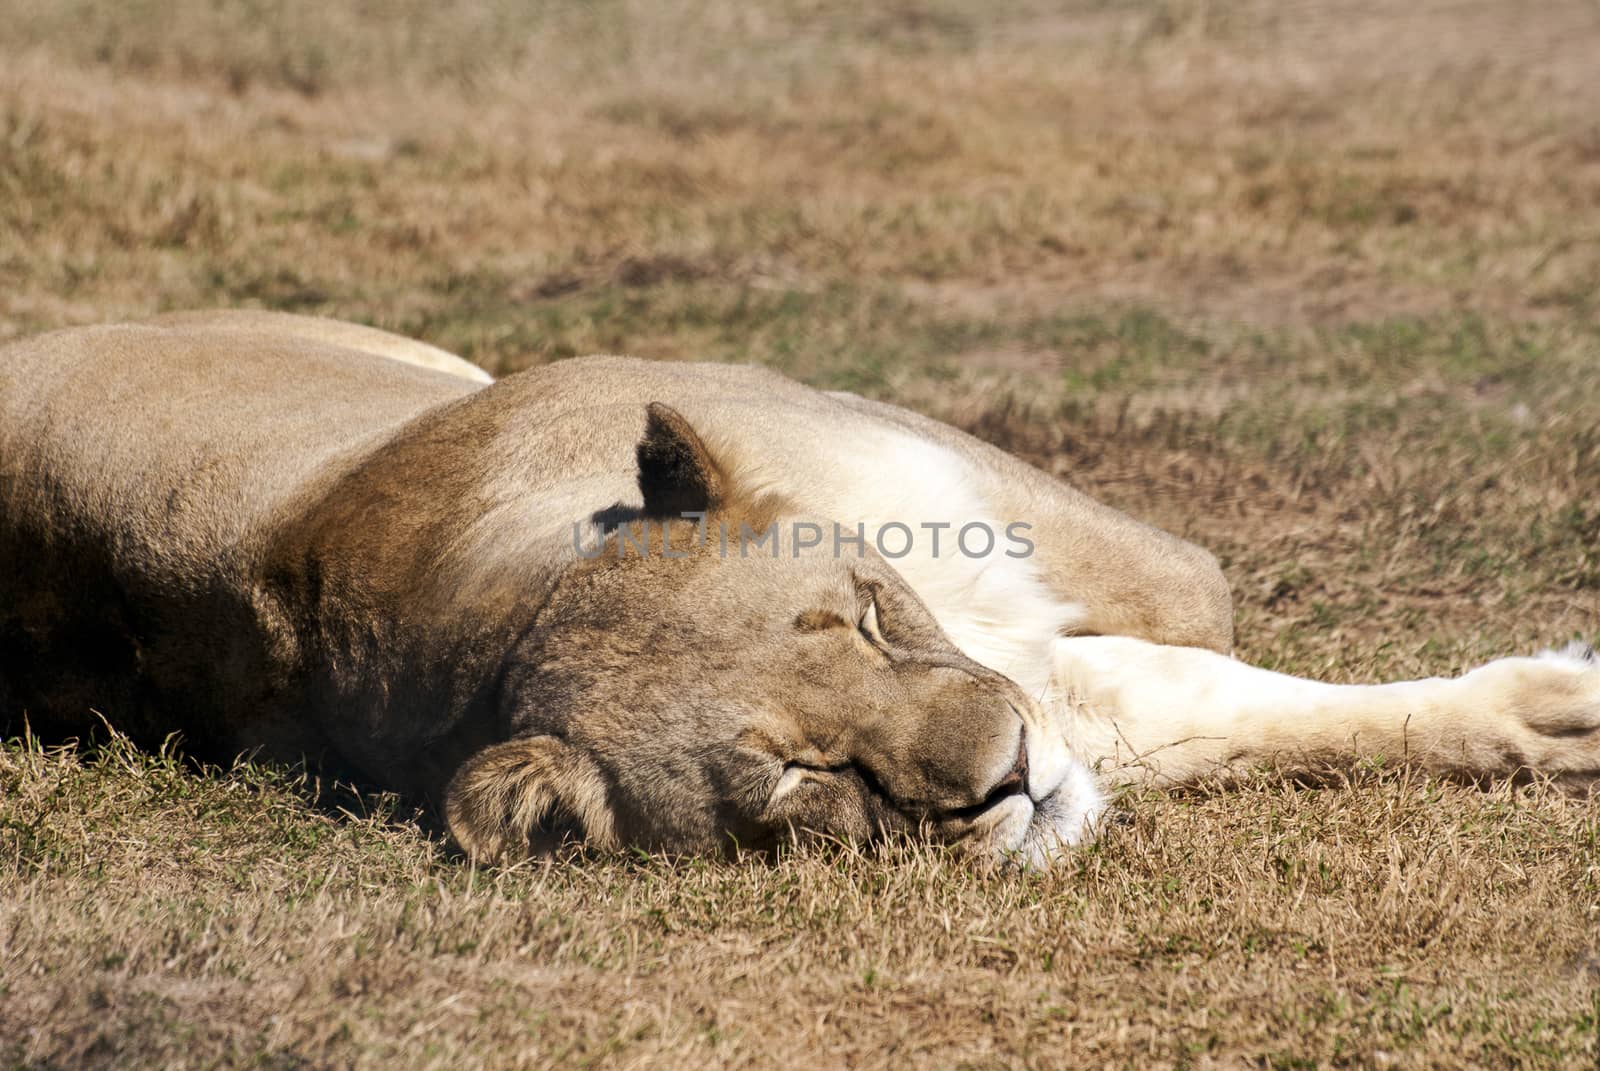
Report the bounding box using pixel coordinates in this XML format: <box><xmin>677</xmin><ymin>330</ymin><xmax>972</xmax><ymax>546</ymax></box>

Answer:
<box><xmin>0</xmin><ymin>715</ymin><xmax>451</xmax><ymax>865</ymax></box>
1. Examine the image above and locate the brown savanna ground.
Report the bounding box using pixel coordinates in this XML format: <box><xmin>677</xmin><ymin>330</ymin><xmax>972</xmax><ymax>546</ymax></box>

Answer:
<box><xmin>3</xmin><ymin>1</ymin><xmax>1599</xmax><ymax>1067</ymax></box>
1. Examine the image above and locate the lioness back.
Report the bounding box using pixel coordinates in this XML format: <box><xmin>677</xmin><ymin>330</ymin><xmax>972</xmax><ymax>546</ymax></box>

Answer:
<box><xmin>0</xmin><ymin>323</ymin><xmax>478</xmax><ymax>746</ymax></box>
<box><xmin>140</xmin><ymin>309</ymin><xmax>494</xmax><ymax>384</ymax></box>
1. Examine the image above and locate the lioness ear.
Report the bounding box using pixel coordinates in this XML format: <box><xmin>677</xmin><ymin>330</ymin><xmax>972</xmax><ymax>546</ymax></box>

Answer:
<box><xmin>444</xmin><ymin>735</ymin><xmax>616</xmax><ymax>863</ymax></box>
<box><xmin>637</xmin><ymin>402</ymin><xmax>728</xmax><ymax>517</ymax></box>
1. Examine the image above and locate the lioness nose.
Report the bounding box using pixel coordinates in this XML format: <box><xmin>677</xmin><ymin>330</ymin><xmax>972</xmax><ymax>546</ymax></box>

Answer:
<box><xmin>992</xmin><ymin>738</ymin><xmax>1029</xmax><ymax>798</ymax></box>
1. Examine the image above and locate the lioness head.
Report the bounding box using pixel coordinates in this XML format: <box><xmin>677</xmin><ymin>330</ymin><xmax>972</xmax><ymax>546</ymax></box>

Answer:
<box><xmin>445</xmin><ymin>404</ymin><xmax>1100</xmax><ymax>865</ymax></box>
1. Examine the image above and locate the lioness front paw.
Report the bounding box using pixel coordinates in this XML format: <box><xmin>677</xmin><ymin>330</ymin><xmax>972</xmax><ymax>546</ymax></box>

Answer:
<box><xmin>1464</xmin><ymin>642</ymin><xmax>1600</xmax><ymax>786</ymax></box>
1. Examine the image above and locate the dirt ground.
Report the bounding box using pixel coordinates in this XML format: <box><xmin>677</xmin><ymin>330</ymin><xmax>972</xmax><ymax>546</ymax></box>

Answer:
<box><xmin>2</xmin><ymin>1</ymin><xmax>1598</xmax><ymax>1066</ymax></box>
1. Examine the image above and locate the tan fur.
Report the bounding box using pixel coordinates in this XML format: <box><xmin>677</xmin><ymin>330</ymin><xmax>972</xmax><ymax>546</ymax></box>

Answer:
<box><xmin>444</xmin><ymin>736</ymin><xmax>618</xmax><ymax>860</ymax></box>
<box><xmin>141</xmin><ymin>309</ymin><xmax>494</xmax><ymax>384</ymax></box>
<box><xmin>1</xmin><ymin>314</ymin><xmax>1592</xmax><ymax>868</ymax></box>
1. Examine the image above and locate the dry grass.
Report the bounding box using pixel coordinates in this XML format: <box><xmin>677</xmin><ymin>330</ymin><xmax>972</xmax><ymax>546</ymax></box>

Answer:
<box><xmin>4</xmin><ymin>734</ymin><xmax>1598</xmax><ymax>1069</ymax></box>
<box><xmin>1</xmin><ymin>1</ymin><xmax>1598</xmax><ymax>1066</ymax></box>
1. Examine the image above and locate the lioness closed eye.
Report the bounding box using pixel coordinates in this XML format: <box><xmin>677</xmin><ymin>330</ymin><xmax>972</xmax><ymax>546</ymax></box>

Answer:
<box><xmin>1</xmin><ymin>311</ymin><xmax>1595</xmax><ymax>867</ymax></box>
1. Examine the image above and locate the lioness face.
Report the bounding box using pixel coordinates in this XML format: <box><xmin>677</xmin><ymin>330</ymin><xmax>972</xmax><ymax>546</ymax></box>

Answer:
<box><xmin>453</xmin><ymin>529</ymin><xmax>1099</xmax><ymax>865</ymax></box>
<box><xmin>443</xmin><ymin>404</ymin><xmax>1101</xmax><ymax>865</ymax></box>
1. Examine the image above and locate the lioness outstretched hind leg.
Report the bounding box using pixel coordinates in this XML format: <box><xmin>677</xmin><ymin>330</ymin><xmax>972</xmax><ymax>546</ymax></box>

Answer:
<box><xmin>1049</xmin><ymin>636</ymin><xmax>1600</xmax><ymax>789</ymax></box>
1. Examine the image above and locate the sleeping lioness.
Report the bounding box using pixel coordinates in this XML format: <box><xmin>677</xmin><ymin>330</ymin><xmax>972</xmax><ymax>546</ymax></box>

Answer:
<box><xmin>1</xmin><ymin>311</ymin><xmax>1595</xmax><ymax>866</ymax></box>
